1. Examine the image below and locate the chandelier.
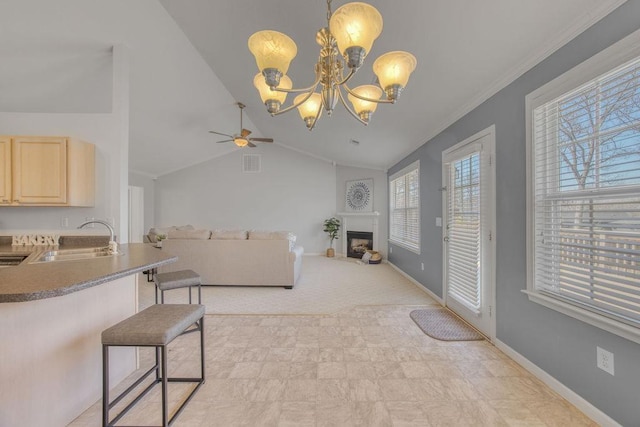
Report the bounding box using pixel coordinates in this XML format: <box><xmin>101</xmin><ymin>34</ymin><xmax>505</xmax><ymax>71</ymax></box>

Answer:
<box><xmin>248</xmin><ymin>0</ymin><xmax>417</xmax><ymax>130</ymax></box>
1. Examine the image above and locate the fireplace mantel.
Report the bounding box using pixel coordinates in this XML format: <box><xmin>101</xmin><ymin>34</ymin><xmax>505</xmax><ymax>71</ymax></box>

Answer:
<box><xmin>336</xmin><ymin>211</ymin><xmax>381</xmax><ymax>217</ymax></box>
<box><xmin>337</xmin><ymin>212</ymin><xmax>380</xmax><ymax>256</ymax></box>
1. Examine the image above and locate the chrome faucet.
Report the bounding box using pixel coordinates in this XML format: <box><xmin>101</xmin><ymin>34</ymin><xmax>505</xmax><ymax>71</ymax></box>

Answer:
<box><xmin>78</xmin><ymin>219</ymin><xmax>118</xmax><ymax>254</ymax></box>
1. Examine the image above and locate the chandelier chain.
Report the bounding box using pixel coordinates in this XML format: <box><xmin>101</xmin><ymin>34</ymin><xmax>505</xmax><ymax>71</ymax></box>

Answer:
<box><xmin>326</xmin><ymin>0</ymin><xmax>332</xmax><ymax>25</ymax></box>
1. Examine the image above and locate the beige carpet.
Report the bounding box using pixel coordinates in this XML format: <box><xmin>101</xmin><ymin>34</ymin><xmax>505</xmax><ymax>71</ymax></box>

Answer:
<box><xmin>139</xmin><ymin>255</ymin><xmax>438</xmax><ymax>315</ymax></box>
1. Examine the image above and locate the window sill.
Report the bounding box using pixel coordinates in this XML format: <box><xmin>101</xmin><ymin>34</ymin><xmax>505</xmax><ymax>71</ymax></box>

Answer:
<box><xmin>522</xmin><ymin>290</ymin><xmax>640</xmax><ymax>345</ymax></box>
<box><xmin>388</xmin><ymin>239</ymin><xmax>420</xmax><ymax>255</ymax></box>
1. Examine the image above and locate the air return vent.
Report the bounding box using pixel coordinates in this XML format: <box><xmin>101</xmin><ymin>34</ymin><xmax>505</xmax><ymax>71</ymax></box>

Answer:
<box><xmin>242</xmin><ymin>154</ymin><xmax>261</xmax><ymax>173</ymax></box>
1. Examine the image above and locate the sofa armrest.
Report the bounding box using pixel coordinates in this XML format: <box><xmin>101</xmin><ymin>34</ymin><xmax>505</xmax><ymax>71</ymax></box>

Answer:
<box><xmin>290</xmin><ymin>245</ymin><xmax>304</xmax><ymax>285</ymax></box>
<box><xmin>291</xmin><ymin>245</ymin><xmax>304</xmax><ymax>259</ymax></box>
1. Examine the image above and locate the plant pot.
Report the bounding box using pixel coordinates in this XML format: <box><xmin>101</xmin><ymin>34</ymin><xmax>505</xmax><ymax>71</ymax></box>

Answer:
<box><xmin>326</xmin><ymin>248</ymin><xmax>335</xmax><ymax>258</ymax></box>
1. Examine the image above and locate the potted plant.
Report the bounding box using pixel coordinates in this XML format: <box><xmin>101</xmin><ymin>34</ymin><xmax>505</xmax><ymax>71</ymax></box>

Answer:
<box><xmin>323</xmin><ymin>217</ymin><xmax>341</xmax><ymax>257</ymax></box>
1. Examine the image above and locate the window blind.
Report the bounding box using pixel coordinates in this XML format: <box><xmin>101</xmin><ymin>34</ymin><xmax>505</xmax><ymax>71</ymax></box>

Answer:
<box><xmin>532</xmin><ymin>56</ymin><xmax>640</xmax><ymax>327</ymax></box>
<box><xmin>389</xmin><ymin>161</ymin><xmax>420</xmax><ymax>252</ymax></box>
<box><xmin>447</xmin><ymin>152</ymin><xmax>482</xmax><ymax>313</ymax></box>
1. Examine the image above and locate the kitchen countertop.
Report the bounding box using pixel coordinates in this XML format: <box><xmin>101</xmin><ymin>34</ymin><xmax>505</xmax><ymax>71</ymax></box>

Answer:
<box><xmin>0</xmin><ymin>243</ymin><xmax>176</xmax><ymax>303</ymax></box>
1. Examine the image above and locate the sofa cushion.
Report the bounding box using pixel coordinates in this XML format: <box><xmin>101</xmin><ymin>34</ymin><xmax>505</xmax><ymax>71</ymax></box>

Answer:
<box><xmin>211</xmin><ymin>229</ymin><xmax>248</xmax><ymax>240</ymax></box>
<box><xmin>148</xmin><ymin>226</ymin><xmax>176</xmax><ymax>243</ymax></box>
<box><xmin>249</xmin><ymin>230</ymin><xmax>297</xmax><ymax>250</ymax></box>
<box><xmin>148</xmin><ymin>225</ymin><xmax>196</xmax><ymax>242</ymax></box>
<box><xmin>167</xmin><ymin>229</ymin><xmax>211</xmax><ymax>240</ymax></box>
<box><xmin>175</xmin><ymin>224</ymin><xmax>195</xmax><ymax>231</ymax></box>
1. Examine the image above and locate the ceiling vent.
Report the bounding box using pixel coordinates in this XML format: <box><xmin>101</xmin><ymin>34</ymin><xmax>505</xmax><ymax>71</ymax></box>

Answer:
<box><xmin>242</xmin><ymin>154</ymin><xmax>261</xmax><ymax>173</ymax></box>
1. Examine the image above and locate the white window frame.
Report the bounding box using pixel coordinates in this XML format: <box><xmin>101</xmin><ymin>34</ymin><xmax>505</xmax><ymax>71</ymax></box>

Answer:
<box><xmin>525</xmin><ymin>28</ymin><xmax>640</xmax><ymax>344</ymax></box>
<box><xmin>389</xmin><ymin>160</ymin><xmax>420</xmax><ymax>253</ymax></box>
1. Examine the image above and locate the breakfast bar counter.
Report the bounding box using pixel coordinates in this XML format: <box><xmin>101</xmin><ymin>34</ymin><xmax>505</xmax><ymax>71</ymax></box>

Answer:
<box><xmin>0</xmin><ymin>243</ymin><xmax>176</xmax><ymax>427</ymax></box>
<box><xmin>0</xmin><ymin>243</ymin><xmax>176</xmax><ymax>302</ymax></box>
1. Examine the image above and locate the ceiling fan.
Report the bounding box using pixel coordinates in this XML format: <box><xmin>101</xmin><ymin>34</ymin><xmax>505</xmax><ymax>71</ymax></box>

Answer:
<box><xmin>209</xmin><ymin>102</ymin><xmax>274</xmax><ymax>147</ymax></box>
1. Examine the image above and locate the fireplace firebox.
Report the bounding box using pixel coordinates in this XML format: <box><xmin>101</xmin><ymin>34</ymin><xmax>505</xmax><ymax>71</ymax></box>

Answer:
<box><xmin>347</xmin><ymin>231</ymin><xmax>373</xmax><ymax>259</ymax></box>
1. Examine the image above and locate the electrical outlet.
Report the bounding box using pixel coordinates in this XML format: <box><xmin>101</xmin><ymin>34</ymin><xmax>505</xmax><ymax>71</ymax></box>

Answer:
<box><xmin>61</xmin><ymin>217</ymin><xmax>69</xmax><ymax>228</ymax></box>
<box><xmin>597</xmin><ymin>346</ymin><xmax>615</xmax><ymax>375</ymax></box>
<box><xmin>436</xmin><ymin>217</ymin><xmax>442</xmax><ymax>227</ymax></box>
<box><xmin>389</xmin><ymin>247</ymin><xmax>392</xmax><ymax>253</ymax></box>
<box><xmin>421</xmin><ymin>262</ymin><xmax>424</xmax><ymax>271</ymax></box>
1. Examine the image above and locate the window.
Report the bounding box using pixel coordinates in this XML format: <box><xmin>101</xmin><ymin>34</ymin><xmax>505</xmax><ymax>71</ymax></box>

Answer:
<box><xmin>389</xmin><ymin>160</ymin><xmax>420</xmax><ymax>253</ymax></box>
<box><xmin>526</xmin><ymin>30</ymin><xmax>640</xmax><ymax>343</ymax></box>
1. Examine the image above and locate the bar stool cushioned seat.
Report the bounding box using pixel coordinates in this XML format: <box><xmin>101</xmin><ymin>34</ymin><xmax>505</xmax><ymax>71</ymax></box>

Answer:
<box><xmin>154</xmin><ymin>269</ymin><xmax>201</xmax><ymax>304</ymax></box>
<box><xmin>102</xmin><ymin>304</ymin><xmax>205</xmax><ymax>427</ymax></box>
<box><xmin>102</xmin><ymin>304</ymin><xmax>204</xmax><ymax>346</ymax></box>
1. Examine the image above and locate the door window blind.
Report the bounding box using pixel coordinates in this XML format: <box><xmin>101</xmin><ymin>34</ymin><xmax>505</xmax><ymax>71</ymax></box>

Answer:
<box><xmin>447</xmin><ymin>152</ymin><xmax>482</xmax><ymax>313</ymax></box>
<box><xmin>532</xmin><ymin>56</ymin><xmax>640</xmax><ymax>327</ymax></box>
<box><xmin>389</xmin><ymin>161</ymin><xmax>420</xmax><ymax>252</ymax></box>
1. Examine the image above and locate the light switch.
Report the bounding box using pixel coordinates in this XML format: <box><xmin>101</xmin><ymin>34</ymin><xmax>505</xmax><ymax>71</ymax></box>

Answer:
<box><xmin>436</xmin><ymin>217</ymin><xmax>442</xmax><ymax>227</ymax></box>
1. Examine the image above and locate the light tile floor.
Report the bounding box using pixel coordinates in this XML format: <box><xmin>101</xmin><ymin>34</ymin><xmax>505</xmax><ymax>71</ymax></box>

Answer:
<box><xmin>70</xmin><ymin>305</ymin><xmax>597</xmax><ymax>426</ymax></box>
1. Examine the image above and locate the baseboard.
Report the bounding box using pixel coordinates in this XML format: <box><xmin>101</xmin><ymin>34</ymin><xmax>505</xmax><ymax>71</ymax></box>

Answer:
<box><xmin>387</xmin><ymin>261</ymin><xmax>444</xmax><ymax>305</ymax></box>
<box><xmin>493</xmin><ymin>338</ymin><xmax>620</xmax><ymax>427</ymax></box>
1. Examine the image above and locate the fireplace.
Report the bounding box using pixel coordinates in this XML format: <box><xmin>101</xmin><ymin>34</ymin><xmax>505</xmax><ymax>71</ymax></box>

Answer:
<box><xmin>347</xmin><ymin>231</ymin><xmax>373</xmax><ymax>259</ymax></box>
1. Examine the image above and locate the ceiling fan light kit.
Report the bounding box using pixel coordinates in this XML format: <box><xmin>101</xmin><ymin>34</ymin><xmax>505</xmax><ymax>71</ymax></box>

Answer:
<box><xmin>248</xmin><ymin>0</ymin><xmax>417</xmax><ymax>130</ymax></box>
<box><xmin>209</xmin><ymin>102</ymin><xmax>274</xmax><ymax>148</ymax></box>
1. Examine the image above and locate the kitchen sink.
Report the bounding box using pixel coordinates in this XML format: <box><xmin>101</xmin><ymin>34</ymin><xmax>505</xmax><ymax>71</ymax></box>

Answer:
<box><xmin>30</xmin><ymin>246</ymin><xmax>122</xmax><ymax>263</ymax></box>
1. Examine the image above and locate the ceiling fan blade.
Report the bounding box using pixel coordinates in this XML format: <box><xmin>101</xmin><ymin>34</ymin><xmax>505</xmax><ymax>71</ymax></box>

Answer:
<box><xmin>209</xmin><ymin>130</ymin><xmax>233</xmax><ymax>138</ymax></box>
<box><xmin>249</xmin><ymin>138</ymin><xmax>274</xmax><ymax>143</ymax></box>
<box><xmin>247</xmin><ymin>141</ymin><xmax>257</xmax><ymax>148</ymax></box>
<box><xmin>215</xmin><ymin>139</ymin><xmax>233</xmax><ymax>144</ymax></box>
<box><xmin>241</xmin><ymin>128</ymin><xmax>252</xmax><ymax>138</ymax></box>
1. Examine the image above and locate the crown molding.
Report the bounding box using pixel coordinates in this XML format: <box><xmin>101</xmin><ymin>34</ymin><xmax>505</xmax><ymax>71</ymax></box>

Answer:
<box><xmin>128</xmin><ymin>169</ymin><xmax>158</xmax><ymax>180</ymax></box>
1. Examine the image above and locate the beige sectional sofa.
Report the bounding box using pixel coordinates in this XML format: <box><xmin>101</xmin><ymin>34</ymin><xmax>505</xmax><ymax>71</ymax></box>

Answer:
<box><xmin>152</xmin><ymin>227</ymin><xmax>303</xmax><ymax>288</ymax></box>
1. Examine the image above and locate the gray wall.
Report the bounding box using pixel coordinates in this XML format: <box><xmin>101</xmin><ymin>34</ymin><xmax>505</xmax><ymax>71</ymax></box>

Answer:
<box><xmin>387</xmin><ymin>1</ymin><xmax>640</xmax><ymax>424</ymax></box>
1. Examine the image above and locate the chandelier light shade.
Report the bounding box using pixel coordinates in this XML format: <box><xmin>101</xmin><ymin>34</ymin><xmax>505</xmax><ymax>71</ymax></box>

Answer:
<box><xmin>294</xmin><ymin>93</ymin><xmax>323</xmax><ymax>129</ymax></box>
<box><xmin>249</xmin><ymin>0</ymin><xmax>416</xmax><ymax>130</ymax></box>
<box><xmin>248</xmin><ymin>31</ymin><xmax>297</xmax><ymax>86</ymax></box>
<box><xmin>254</xmin><ymin>73</ymin><xmax>292</xmax><ymax>114</ymax></box>
<box><xmin>347</xmin><ymin>85</ymin><xmax>383</xmax><ymax>122</ymax></box>
<box><xmin>329</xmin><ymin>2</ymin><xmax>383</xmax><ymax>68</ymax></box>
<box><xmin>373</xmin><ymin>51</ymin><xmax>418</xmax><ymax>100</ymax></box>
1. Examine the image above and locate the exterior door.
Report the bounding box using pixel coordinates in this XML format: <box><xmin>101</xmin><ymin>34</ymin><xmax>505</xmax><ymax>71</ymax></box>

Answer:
<box><xmin>442</xmin><ymin>126</ymin><xmax>495</xmax><ymax>339</ymax></box>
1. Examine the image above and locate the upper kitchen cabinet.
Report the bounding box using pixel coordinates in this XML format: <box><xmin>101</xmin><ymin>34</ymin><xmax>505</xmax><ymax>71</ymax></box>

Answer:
<box><xmin>0</xmin><ymin>136</ymin><xmax>95</xmax><ymax>206</ymax></box>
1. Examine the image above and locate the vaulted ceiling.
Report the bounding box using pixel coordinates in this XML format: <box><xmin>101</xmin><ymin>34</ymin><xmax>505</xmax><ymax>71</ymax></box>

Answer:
<box><xmin>1</xmin><ymin>1</ymin><xmax>625</xmax><ymax>177</ymax></box>
<box><xmin>153</xmin><ymin>0</ymin><xmax>623</xmax><ymax>174</ymax></box>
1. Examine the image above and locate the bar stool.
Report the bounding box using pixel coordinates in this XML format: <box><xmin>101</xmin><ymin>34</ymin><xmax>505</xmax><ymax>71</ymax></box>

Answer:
<box><xmin>102</xmin><ymin>304</ymin><xmax>205</xmax><ymax>427</ymax></box>
<box><xmin>154</xmin><ymin>270</ymin><xmax>202</xmax><ymax>304</ymax></box>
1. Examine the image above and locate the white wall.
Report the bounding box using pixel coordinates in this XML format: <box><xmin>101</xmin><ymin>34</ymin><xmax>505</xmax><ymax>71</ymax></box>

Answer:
<box><xmin>336</xmin><ymin>166</ymin><xmax>389</xmax><ymax>259</ymax></box>
<box><xmin>154</xmin><ymin>144</ymin><xmax>336</xmax><ymax>253</ymax></box>
<box><xmin>0</xmin><ymin>47</ymin><xmax>130</xmax><ymax>240</ymax></box>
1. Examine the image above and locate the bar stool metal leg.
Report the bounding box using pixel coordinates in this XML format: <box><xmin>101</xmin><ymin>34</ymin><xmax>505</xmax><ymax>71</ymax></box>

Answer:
<box><xmin>102</xmin><ymin>346</ymin><xmax>109</xmax><ymax>427</ymax></box>
<box><xmin>161</xmin><ymin>345</ymin><xmax>169</xmax><ymax>427</ymax></box>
